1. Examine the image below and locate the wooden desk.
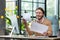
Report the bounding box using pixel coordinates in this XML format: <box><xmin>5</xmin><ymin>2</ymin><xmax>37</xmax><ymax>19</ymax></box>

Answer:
<box><xmin>0</xmin><ymin>35</ymin><xmax>60</xmax><ymax>40</ymax></box>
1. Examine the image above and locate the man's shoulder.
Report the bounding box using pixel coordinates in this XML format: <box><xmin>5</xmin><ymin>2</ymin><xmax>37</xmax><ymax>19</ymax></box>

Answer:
<box><xmin>44</xmin><ymin>18</ymin><xmax>51</xmax><ymax>24</ymax></box>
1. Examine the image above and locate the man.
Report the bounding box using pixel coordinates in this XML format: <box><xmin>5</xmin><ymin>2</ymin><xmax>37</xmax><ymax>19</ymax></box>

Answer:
<box><xmin>22</xmin><ymin>7</ymin><xmax>52</xmax><ymax>36</ymax></box>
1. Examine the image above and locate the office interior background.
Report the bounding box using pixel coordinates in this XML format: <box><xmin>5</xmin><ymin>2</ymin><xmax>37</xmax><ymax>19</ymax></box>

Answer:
<box><xmin>0</xmin><ymin>0</ymin><xmax>60</xmax><ymax>36</ymax></box>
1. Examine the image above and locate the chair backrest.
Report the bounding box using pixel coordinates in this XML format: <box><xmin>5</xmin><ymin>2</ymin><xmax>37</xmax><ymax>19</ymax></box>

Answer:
<box><xmin>47</xmin><ymin>16</ymin><xmax>59</xmax><ymax>36</ymax></box>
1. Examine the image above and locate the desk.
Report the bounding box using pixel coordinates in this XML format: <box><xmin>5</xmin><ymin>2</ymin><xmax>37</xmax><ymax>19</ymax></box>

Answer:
<box><xmin>0</xmin><ymin>35</ymin><xmax>60</xmax><ymax>40</ymax></box>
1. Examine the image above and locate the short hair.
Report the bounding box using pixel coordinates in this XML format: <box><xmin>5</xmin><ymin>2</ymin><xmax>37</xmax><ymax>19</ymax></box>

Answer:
<box><xmin>36</xmin><ymin>7</ymin><xmax>45</xmax><ymax>14</ymax></box>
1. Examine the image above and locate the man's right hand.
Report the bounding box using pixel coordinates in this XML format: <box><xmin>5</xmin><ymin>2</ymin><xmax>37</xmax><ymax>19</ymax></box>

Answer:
<box><xmin>22</xmin><ymin>19</ymin><xmax>27</xmax><ymax>25</ymax></box>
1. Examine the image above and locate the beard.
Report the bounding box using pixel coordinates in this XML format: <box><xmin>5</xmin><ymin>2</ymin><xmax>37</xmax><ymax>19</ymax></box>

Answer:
<box><xmin>36</xmin><ymin>16</ymin><xmax>43</xmax><ymax>20</ymax></box>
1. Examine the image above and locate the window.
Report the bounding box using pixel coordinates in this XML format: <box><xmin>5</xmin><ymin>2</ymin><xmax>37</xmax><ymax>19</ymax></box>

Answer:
<box><xmin>21</xmin><ymin>0</ymin><xmax>46</xmax><ymax>19</ymax></box>
<box><xmin>47</xmin><ymin>0</ymin><xmax>59</xmax><ymax>36</ymax></box>
<box><xmin>47</xmin><ymin>0</ymin><xmax>55</xmax><ymax>16</ymax></box>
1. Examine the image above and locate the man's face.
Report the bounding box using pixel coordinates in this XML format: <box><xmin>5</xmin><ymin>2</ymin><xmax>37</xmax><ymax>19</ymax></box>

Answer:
<box><xmin>36</xmin><ymin>9</ymin><xmax>44</xmax><ymax>20</ymax></box>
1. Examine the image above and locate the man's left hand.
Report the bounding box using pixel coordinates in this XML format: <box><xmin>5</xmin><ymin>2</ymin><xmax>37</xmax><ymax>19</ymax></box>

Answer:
<box><xmin>43</xmin><ymin>32</ymin><xmax>48</xmax><ymax>36</ymax></box>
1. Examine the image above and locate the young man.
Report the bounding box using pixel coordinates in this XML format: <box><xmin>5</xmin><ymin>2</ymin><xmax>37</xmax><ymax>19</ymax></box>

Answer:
<box><xmin>22</xmin><ymin>7</ymin><xmax>52</xmax><ymax>36</ymax></box>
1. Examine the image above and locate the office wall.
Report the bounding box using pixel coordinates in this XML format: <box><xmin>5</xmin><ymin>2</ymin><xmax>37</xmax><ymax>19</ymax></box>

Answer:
<box><xmin>0</xmin><ymin>0</ymin><xmax>5</xmax><ymax>35</ymax></box>
<box><xmin>0</xmin><ymin>0</ymin><xmax>5</xmax><ymax>40</ymax></box>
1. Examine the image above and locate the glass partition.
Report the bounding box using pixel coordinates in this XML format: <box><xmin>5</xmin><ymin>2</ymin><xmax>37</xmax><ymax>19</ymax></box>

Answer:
<box><xmin>5</xmin><ymin>0</ymin><xmax>19</xmax><ymax>35</ymax></box>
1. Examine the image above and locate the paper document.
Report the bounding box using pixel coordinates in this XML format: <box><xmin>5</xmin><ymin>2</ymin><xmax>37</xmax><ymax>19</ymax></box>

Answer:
<box><xmin>22</xmin><ymin>13</ymin><xmax>31</xmax><ymax>21</ymax></box>
<box><xmin>30</xmin><ymin>22</ymin><xmax>48</xmax><ymax>34</ymax></box>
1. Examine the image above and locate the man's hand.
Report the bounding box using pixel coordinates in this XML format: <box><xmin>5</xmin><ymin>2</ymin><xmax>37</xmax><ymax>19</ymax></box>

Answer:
<box><xmin>22</xmin><ymin>19</ymin><xmax>27</xmax><ymax>25</ymax></box>
<box><xmin>22</xmin><ymin>18</ymin><xmax>28</xmax><ymax>28</ymax></box>
<box><xmin>43</xmin><ymin>32</ymin><xmax>48</xmax><ymax>36</ymax></box>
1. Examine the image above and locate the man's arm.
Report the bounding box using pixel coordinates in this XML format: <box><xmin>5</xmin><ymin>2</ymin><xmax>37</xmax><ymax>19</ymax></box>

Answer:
<box><xmin>47</xmin><ymin>21</ymin><xmax>52</xmax><ymax>36</ymax></box>
<box><xmin>43</xmin><ymin>20</ymin><xmax>52</xmax><ymax>36</ymax></box>
<box><xmin>22</xmin><ymin>19</ymin><xmax>33</xmax><ymax>35</ymax></box>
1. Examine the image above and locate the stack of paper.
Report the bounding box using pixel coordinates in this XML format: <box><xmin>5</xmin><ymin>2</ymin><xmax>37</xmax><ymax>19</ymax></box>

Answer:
<box><xmin>30</xmin><ymin>22</ymin><xmax>48</xmax><ymax>34</ymax></box>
